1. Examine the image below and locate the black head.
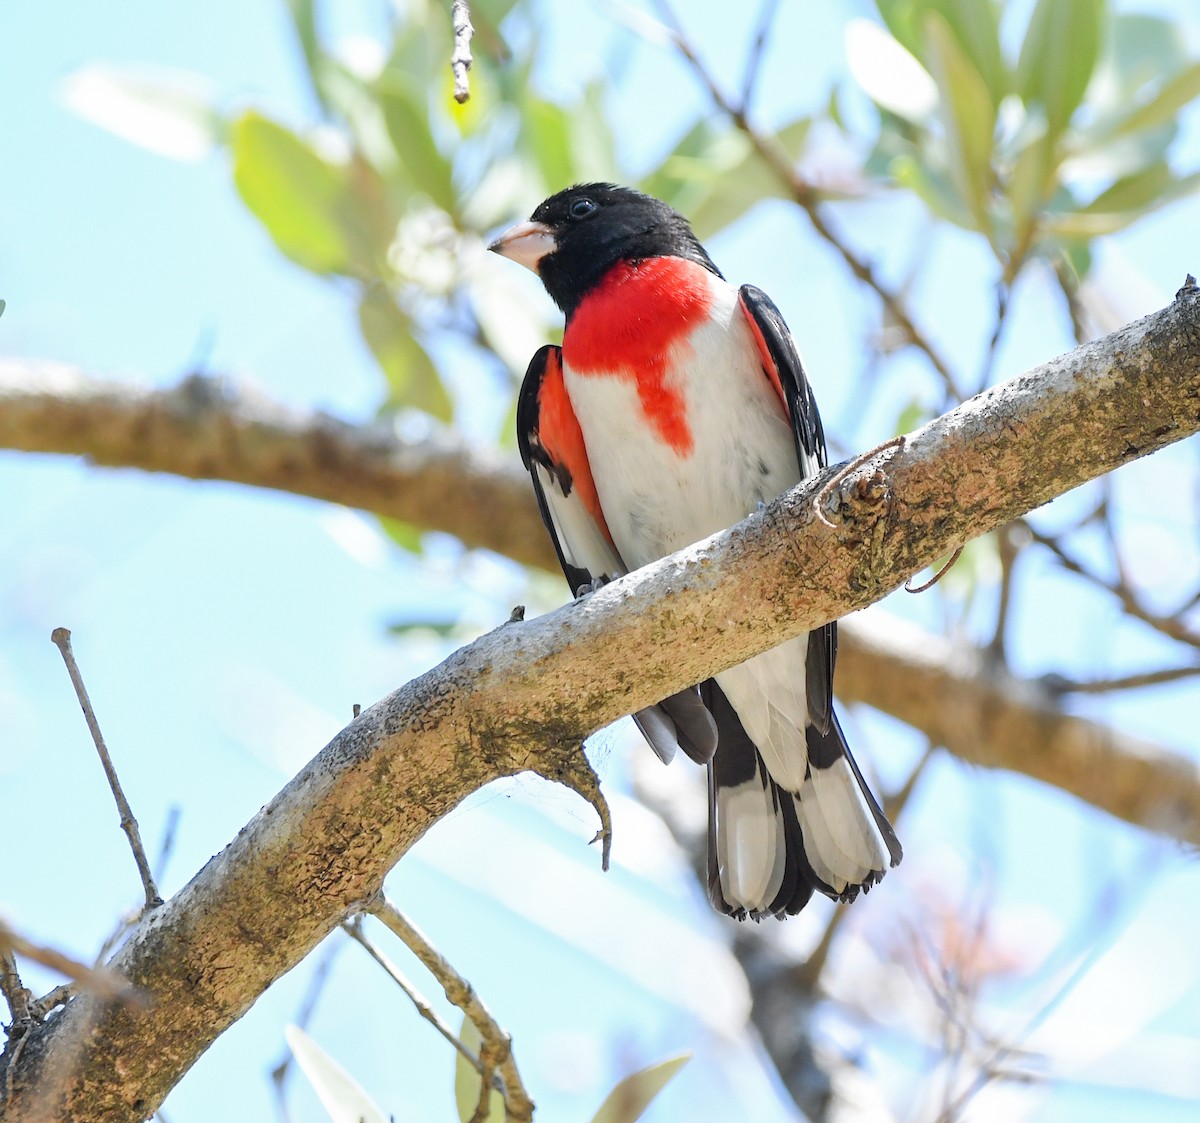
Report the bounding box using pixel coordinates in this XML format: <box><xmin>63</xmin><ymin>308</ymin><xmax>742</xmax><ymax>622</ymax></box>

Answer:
<box><xmin>488</xmin><ymin>183</ymin><xmax>722</xmax><ymax>316</ymax></box>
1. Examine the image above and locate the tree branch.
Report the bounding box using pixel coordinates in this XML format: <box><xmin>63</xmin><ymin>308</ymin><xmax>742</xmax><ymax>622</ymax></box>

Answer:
<box><xmin>0</xmin><ymin>364</ymin><xmax>550</xmax><ymax>570</ymax></box>
<box><xmin>835</xmin><ymin>615</ymin><xmax>1200</xmax><ymax>844</ymax></box>
<box><xmin>1</xmin><ymin>291</ymin><xmax>1197</xmax><ymax>1120</ymax></box>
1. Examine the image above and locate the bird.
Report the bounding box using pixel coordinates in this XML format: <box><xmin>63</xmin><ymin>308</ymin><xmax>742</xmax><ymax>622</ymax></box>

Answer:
<box><xmin>489</xmin><ymin>183</ymin><xmax>900</xmax><ymax>919</ymax></box>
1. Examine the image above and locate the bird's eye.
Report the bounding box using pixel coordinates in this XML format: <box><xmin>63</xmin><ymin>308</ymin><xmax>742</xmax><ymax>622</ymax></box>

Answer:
<box><xmin>568</xmin><ymin>197</ymin><xmax>598</xmax><ymax>220</ymax></box>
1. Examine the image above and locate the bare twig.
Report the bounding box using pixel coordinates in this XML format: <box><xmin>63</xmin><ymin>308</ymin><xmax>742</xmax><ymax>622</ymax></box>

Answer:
<box><xmin>648</xmin><ymin>0</ymin><xmax>965</xmax><ymax>402</ymax></box>
<box><xmin>451</xmin><ymin>0</ymin><xmax>475</xmax><ymax>103</ymax></box>
<box><xmin>25</xmin><ymin>987</ymin><xmax>72</xmax><ymax>1024</ymax></box>
<box><xmin>987</xmin><ymin>522</ymin><xmax>1027</xmax><ymax>662</ymax></box>
<box><xmin>739</xmin><ymin>0</ymin><xmax>781</xmax><ymax>110</ymax></box>
<box><xmin>340</xmin><ymin>917</ymin><xmax>479</xmax><ymax>1072</ymax></box>
<box><xmin>1</xmin><ymin>948</ymin><xmax>33</xmax><ymax>1032</ymax></box>
<box><xmin>1041</xmin><ymin>663</ymin><xmax>1200</xmax><ymax>695</ymax></box>
<box><xmin>0</xmin><ymin>919</ymin><xmax>137</xmax><ymax>1004</ymax></box>
<box><xmin>367</xmin><ymin>895</ymin><xmax>535</xmax><ymax>1122</ymax></box>
<box><xmin>1026</xmin><ymin>528</ymin><xmax>1200</xmax><ymax>652</ymax></box>
<box><xmin>51</xmin><ymin>628</ymin><xmax>162</xmax><ymax>909</ymax></box>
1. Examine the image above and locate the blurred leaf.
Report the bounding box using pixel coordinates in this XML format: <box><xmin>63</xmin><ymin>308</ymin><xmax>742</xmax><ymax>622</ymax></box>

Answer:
<box><xmin>454</xmin><ymin>1016</ymin><xmax>506</xmax><ymax>1123</ymax></box>
<box><xmin>923</xmin><ymin>11</ymin><xmax>996</xmax><ymax>233</ymax></box>
<box><xmin>472</xmin><ymin>0</ymin><xmax>520</xmax><ymax>24</ymax></box>
<box><xmin>924</xmin><ymin>0</ymin><xmax>1007</xmax><ymax>107</ymax></box>
<box><xmin>1059</xmin><ymin>240</ymin><xmax>1093</xmax><ymax>284</ymax></box>
<box><xmin>891</xmin><ymin>153</ymin><xmax>975</xmax><ymax>228</ymax></box>
<box><xmin>1092</xmin><ymin>62</ymin><xmax>1200</xmax><ymax>144</ymax></box>
<box><xmin>1092</xmin><ymin>13</ymin><xmax>1187</xmax><ymax>112</ymax></box>
<box><xmin>231</xmin><ymin>111</ymin><xmax>351</xmax><ymax>273</ymax></box>
<box><xmin>571</xmin><ymin>80</ymin><xmax>620</xmax><ymax>181</ymax></box>
<box><xmin>359</xmin><ymin>288</ymin><xmax>454</xmax><ymax>420</ymax></box>
<box><xmin>894</xmin><ymin>396</ymin><xmax>930</xmax><ymax>437</ymax></box>
<box><xmin>379</xmin><ymin>73</ymin><xmax>458</xmax><ymax>214</ymax></box>
<box><xmin>284</xmin><ymin>1025</ymin><xmax>390</xmax><ymax>1123</ymax></box>
<box><xmin>523</xmin><ymin>97</ymin><xmax>577</xmax><ymax>191</ymax></box>
<box><xmin>0</xmin><ymin>299</ymin><xmax>6</xmax><ymax>320</ymax></box>
<box><xmin>588</xmin><ymin>1053</ymin><xmax>691</xmax><ymax>1123</ymax></box>
<box><xmin>62</xmin><ymin>64</ymin><xmax>223</xmax><ymax>161</ymax></box>
<box><xmin>468</xmin><ymin>264</ymin><xmax>552</xmax><ymax>379</ymax></box>
<box><xmin>643</xmin><ymin>117</ymin><xmax>812</xmax><ymax>240</ymax></box>
<box><xmin>1016</xmin><ymin>0</ymin><xmax>1104</xmax><ymax>138</ymax></box>
<box><xmin>379</xmin><ymin>517</ymin><xmax>425</xmax><ymax>554</ymax></box>
<box><xmin>1044</xmin><ymin>167</ymin><xmax>1200</xmax><ymax>237</ymax></box>
<box><xmin>337</xmin><ymin>152</ymin><xmax>398</xmax><ymax>278</ymax></box>
<box><xmin>845</xmin><ymin>18</ymin><xmax>937</xmax><ymax>122</ymax></box>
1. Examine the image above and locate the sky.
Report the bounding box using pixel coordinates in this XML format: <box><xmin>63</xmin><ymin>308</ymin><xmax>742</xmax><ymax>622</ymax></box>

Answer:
<box><xmin>2</xmin><ymin>2</ymin><xmax>1199</xmax><ymax>1122</ymax></box>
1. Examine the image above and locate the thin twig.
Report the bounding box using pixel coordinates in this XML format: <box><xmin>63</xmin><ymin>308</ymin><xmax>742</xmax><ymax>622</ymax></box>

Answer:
<box><xmin>0</xmin><ymin>918</ymin><xmax>138</xmax><ymax>1003</ymax></box>
<box><xmin>1026</xmin><ymin>530</ymin><xmax>1200</xmax><ymax>651</ymax></box>
<box><xmin>51</xmin><ymin>628</ymin><xmax>162</xmax><ymax>909</ymax></box>
<box><xmin>1</xmin><ymin>946</ymin><xmax>33</xmax><ymax>1030</ymax></box>
<box><xmin>26</xmin><ymin>985</ymin><xmax>72</xmax><ymax>1024</ymax></box>
<box><xmin>1041</xmin><ymin>663</ymin><xmax>1200</xmax><ymax>695</ymax></box>
<box><xmin>451</xmin><ymin>0</ymin><xmax>475</xmax><ymax>103</ymax></box>
<box><xmin>986</xmin><ymin>523</ymin><xmax>1026</xmax><ymax>662</ymax></box>
<box><xmin>649</xmin><ymin>0</ymin><xmax>965</xmax><ymax>402</ymax></box>
<box><xmin>367</xmin><ymin>895</ymin><xmax>535</xmax><ymax>1122</ymax></box>
<box><xmin>739</xmin><ymin>0</ymin><xmax>781</xmax><ymax>111</ymax></box>
<box><xmin>340</xmin><ymin>917</ymin><xmax>480</xmax><ymax>1073</ymax></box>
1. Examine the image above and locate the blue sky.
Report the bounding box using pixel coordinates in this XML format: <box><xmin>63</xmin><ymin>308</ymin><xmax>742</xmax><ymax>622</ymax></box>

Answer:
<box><xmin>2</xmin><ymin>2</ymin><xmax>1199</xmax><ymax>1121</ymax></box>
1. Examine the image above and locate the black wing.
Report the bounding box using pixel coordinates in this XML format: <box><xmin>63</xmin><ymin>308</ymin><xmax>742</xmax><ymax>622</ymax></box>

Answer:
<box><xmin>738</xmin><ymin>284</ymin><xmax>836</xmax><ymax>736</ymax></box>
<box><xmin>517</xmin><ymin>345</ymin><xmax>717</xmax><ymax>765</ymax></box>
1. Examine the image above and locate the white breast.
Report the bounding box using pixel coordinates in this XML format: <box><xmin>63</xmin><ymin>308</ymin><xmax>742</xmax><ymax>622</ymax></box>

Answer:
<box><xmin>562</xmin><ymin>278</ymin><xmax>799</xmax><ymax>569</ymax></box>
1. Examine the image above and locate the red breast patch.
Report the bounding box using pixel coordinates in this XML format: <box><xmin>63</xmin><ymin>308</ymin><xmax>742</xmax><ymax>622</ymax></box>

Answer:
<box><xmin>563</xmin><ymin>257</ymin><xmax>715</xmax><ymax>457</ymax></box>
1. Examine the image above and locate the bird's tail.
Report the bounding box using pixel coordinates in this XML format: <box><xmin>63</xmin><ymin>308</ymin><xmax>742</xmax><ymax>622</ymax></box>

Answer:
<box><xmin>702</xmin><ymin>682</ymin><xmax>901</xmax><ymax>920</ymax></box>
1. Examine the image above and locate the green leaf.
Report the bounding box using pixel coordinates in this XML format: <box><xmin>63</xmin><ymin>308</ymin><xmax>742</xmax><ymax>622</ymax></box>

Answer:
<box><xmin>894</xmin><ymin>396</ymin><xmax>930</xmax><ymax>437</ymax></box>
<box><xmin>379</xmin><ymin>73</ymin><xmax>458</xmax><ymax>214</ymax></box>
<box><xmin>1096</xmin><ymin>13</ymin><xmax>1187</xmax><ymax>109</ymax></box>
<box><xmin>454</xmin><ymin>1016</ymin><xmax>506</xmax><ymax>1123</ymax></box>
<box><xmin>922</xmin><ymin>11</ymin><xmax>996</xmax><ymax>234</ymax></box>
<box><xmin>231</xmin><ymin>111</ymin><xmax>351</xmax><ymax>273</ymax></box>
<box><xmin>589</xmin><ymin>1054</ymin><xmax>691</xmax><ymax>1123</ymax></box>
<box><xmin>0</xmin><ymin>299</ymin><xmax>6</xmax><ymax>320</ymax></box>
<box><xmin>1094</xmin><ymin>62</ymin><xmax>1200</xmax><ymax>144</ymax></box>
<box><xmin>1016</xmin><ymin>0</ymin><xmax>1104</xmax><ymax>138</ymax></box>
<box><xmin>61</xmin><ymin>64</ymin><xmax>223</xmax><ymax>161</ymax></box>
<box><xmin>1044</xmin><ymin>168</ymin><xmax>1200</xmax><ymax>237</ymax></box>
<box><xmin>890</xmin><ymin>153</ymin><xmax>975</xmax><ymax>229</ymax></box>
<box><xmin>642</xmin><ymin>117</ymin><xmax>812</xmax><ymax>241</ymax></box>
<box><xmin>924</xmin><ymin>0</ymin><xmax>1007</xmax><ymax>108</ymax></box>
<box><xmin>284</xmin><ymin>1025</ymin><xmax>390</xmax><ymax>1123</ymax></box>
<box><xmin>359</xmin><ymin>288</ymin><xmax>453</xmax><ymax>421</ymax></box>
<box><xmin>523</xmin><ymin>97</ymin><xmax>577</xmax><ymax>191</ymax></box>
<box><xmin>379</xmin><ymin>517</ymin><xmax>425</xmax><ymax>554</ymax></box>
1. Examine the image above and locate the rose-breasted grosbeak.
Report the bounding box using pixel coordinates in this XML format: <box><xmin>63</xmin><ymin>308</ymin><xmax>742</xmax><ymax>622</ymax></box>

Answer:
<box><xmin>490</xmin><ymin>184</ymin><xmax>900</xmax><ymax>919</ymax></box>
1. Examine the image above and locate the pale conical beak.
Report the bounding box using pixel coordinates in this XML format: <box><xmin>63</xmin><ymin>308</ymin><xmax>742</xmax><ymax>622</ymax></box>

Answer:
<box><xmin>487</xmin><ymin>220</ymin><xmax>557</xmax><ymax>273</ymax></box>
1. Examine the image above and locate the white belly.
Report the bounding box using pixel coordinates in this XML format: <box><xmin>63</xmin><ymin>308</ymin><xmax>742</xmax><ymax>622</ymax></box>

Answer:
<box><xmin>562</xmin><ymin>282</ymin><xmax>799</xmax><ymax>569</ymax></box>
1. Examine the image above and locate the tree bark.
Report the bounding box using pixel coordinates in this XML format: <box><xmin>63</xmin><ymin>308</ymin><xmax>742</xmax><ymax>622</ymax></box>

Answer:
<box><xmin>1</xmin><ymin>289</ymin><xmax>1198</xmax><ymax>1121</ymax></box>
